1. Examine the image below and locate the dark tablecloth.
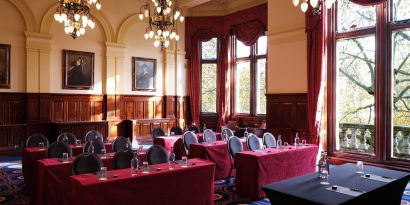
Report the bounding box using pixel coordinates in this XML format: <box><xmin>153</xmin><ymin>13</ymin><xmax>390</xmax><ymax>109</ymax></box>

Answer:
<box><xmin>235</xmin><ymin>145</ymin><xmax>318</xmax><ymax>199</ymax></box>
<box><xmin>68</xmin><ymin>158</ymin><xmax>215</xmax><ymax>205</ymax></box>
<box><xmin>262</xmin><ymin>163</ymin><xmax>410</xmax><ymax>205</ymax></box>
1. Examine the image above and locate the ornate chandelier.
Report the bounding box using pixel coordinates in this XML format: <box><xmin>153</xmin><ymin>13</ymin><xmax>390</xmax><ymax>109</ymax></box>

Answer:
<box><xmin>53</xmin><ymin>0</ymin><xmax>102</xmax><ymax>39</ymax></box>
<box><xmin>138</xmin><ymin>0</ymin><xmax>184</xmax><ymax>49</ymax></box>
<box><xmin>292</xmin><ymin>0</ymin><xmax>335</xmax><ymax>15</ymax></box>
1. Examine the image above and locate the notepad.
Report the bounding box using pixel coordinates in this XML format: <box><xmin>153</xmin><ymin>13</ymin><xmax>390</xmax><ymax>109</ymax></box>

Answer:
<box><xmin>361</xmin><ymin>174</ymin><xmax>396</xmax><ymax>183</ymax></box>
<box><xmin>326</xmin><ymin>185</ymin><xmax>365</xmax><ymax>197</ymax></box>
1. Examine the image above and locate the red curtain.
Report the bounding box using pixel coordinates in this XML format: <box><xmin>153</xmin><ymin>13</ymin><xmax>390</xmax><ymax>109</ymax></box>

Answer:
<box><xmin>306</xmin><ymin>5</ymin><xmax>328</xmax><ymax>145</ymax></box>
<box><xmin>232</xmin><ymin>20</ymin><xmax>265</xmax><ymax>46</ymax></box>
<box><xmin>349</xmin><ymin>0</ymin><xmax>387</xmax><ymax>6</ymax></box>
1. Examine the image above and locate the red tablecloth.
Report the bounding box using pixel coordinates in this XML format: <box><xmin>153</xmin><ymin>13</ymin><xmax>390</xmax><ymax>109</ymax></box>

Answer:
<box><xmin>235</xmin><ymin>145</ymin><xmax>318</xmax><ymax>200</ymax></box>
<box><xmin>30</xmin><ymin>151</ymin><xmax>147</xmax><ymax>205</ymax></box>
<box><xmin>68</xmin><ymin>158</ymin><xmax>215</xmax><ymax>205</ymax></box>
<box><xmin>22</xmin><ymin>143</ymin><xmax>112</xmax><ymax>193</ymax></box>
<box><xmin>189</xmin><ymin>140</ymin><xmax>247</xmax><ymax>181</ymax></box>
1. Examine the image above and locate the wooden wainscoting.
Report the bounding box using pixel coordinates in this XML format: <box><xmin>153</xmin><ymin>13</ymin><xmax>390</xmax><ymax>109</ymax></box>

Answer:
<box><xmin>117</xmin><ymin>95</ymin><xmax>164</xmax><ymax>120</ymax></box>
<box><xmin>52</xmin><ymin>121</ymin><xmax>109</xmax><ymax>142</ymax></box>
<box><xmin>266</xmin><ymin>93</ymin><xmax>309</xmax><ymax>143</ymax></box>
<box><xmin>0</xmin><ymin>124</ymin><xmax>26</xmax><ymax>154</ymax></box>
<box><xmin>0</xmin><ymin>93</ymin><xmax>26</xmax><ymax>125</ymax></box>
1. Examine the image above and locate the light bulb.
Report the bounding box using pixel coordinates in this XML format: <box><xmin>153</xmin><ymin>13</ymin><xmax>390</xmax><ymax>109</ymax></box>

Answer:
<box><xmin>76</xmin><ymin>30</ymin><xmax>81</xmax><ymax>37</ymax></box>
<box><xmin>168</xmin><ymin>1</ymin><xmax>172</xmax><ymax>6</ymax></box>
<box><xmin>154</xmin><ymin>40</ymin><xmax>160</xmax><ymax>47</ymax></box>
<box><xmin>170</xmin><ymin>32</ymin><xmax>175</xmax><ymax>39</ymax></box>
<box><xmin>156</xmin><ymin>7</ymin><xmax>162</xmax><ymax>13</ymax></box>
<box><xmin>82</xmin><ymin>15</ymin><xmax>88</xmax><ymax>22</ymax></box>
<box><xmin>89</xmin><ymin>21</ymin><xmax>95</xmax><ymax>29</ymax></box>
<box><xmin>82</xmin><ymin>21</ymin><xmax>88</xmax><ymax>27</ymax></box>
<box><xmin>149</xmin><ymin>30</ymin><xmax>154</xmax><ymax>38</ymax></box>
<box><xmin>139</xmin><ymin>14</ymin><xmax>144</xmax><ymax>20</ymax></box>
<box><xmin>292</xmin><ymin>0</ymin><xmax>300</xmax><ymax>7</ymax></box>
<box><xmin>74</xmin><ymin>14</ymin><xmax>80</xmax><ymax>21</ymax></box>
<box><xmin>64</xmin><ymin>27</ymin><xmax>70</xmax><ymax>34</ymax></box>
<box><xmin>92</xmin><ymin>0</ymin><xmax>97</xmax><ymax>3</ymax></box>
<box><xmin>157</xmin><ymin>29</ymin><xmax>162</xmax><ymax>35</ymax></box>
<box><xmin>166</xmin><ymin>7</ymin><xmax>171</xmax><ymax>14</ymax></box>
<box><xmin>154</xmin><ymin>2</ymin><xmax>158</xmax><ymax>7</ymax></box>
<box><xmin>180</xmin><ymin>16</ymin><xmax>184</xmax><ymax>22</ymax></box>
<box><xmin>54</xmin><ymin>13</ymin><xmax>60</xmax><ymax>21</ymax></box>
<box><xmin>301</xmin><ymin>2</ymin><xmax>308</xmax><ymax>12</ymax></box>
<box><xmin>163</xmin><ymin>31</ymin><xmax>169</xmax><ymax>37</ymax></box>
<box><xmin>175</xmin><ymin>34</ymin><xmax>179</xmax><ymax>41</ymax></box>
<box><xmin>310</xmin><ymin>0</ymin><xmax>319</xmax><ymax>8</ymax></box>
<box><xmin>80</xmin><ymin>27</ymin><xmax>86</xmax><ymax>35</ymax></box>
<box><xmin>69</xmin><ymin>26</ymin><xmax>74</xmax><ymax>32</ymax></box>
<box><xmin>144</xmin><ymin>33</ymin><xmax>149</xmax><ymax>39</ymax></box>
<box><xmin>164</xmin><ymin>40</ymin><xmax>170</xmax><ymax>48</ymax></box>
<box><xmin>96</xmin><ymin>2</ymin><xmax>102</xmax><ymax>10</ymax></box>
<box><xmin>144</xmin><ymin>9</ymin><xmax>149</xmax><ymax>17</ymax></box>
<box><xmin>174</xmin><ymin>11</ymin><xmax>180</xmax><ymax>20</ymax></box>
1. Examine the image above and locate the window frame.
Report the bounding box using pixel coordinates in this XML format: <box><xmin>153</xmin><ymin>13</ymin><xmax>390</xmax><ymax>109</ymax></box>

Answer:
<box><xmin>200</xmin><ymin>38</ymin><xmax>219</xmax><ymax>115</ymax></box>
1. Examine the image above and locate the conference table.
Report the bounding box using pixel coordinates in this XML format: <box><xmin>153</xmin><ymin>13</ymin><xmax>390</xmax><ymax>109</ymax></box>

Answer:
<box><xmin>262</xmin><ymin>163</ymin><xmax>410</xmax><ymax>205</ymax></box>
<box><xmin>30</xmin><ymin>150</ymin><xmax>147</xmax><ymax>205</ymax></box>
<box><xmin>67</xmin><ymin>158</ymin><xmax>215</xmax><ymax>205</ymax></box>
<box><xmin>189</xmin><ymin>140</ymin><xmax>247</xmax><ymax>181</ymax></box>
<box><xmin>22</xmin><ymin>142</ymin><xmax>113</xmax><ymax>193</ymax></box>
<box><xmin>235</xmin><ymin>144</ymin><xmax>318</xmax><ymax>199</ymax></box>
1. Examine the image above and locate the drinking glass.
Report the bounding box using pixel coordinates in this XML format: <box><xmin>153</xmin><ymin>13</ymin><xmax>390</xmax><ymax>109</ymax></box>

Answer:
<box><xmin>262</xmin><ymin>145</ymin><xmax>266</xmax><ymax>151</ymax></box>
<box><xmin>99</xmin><ymin>167</ymin><xmax>107</xmax><ymax>180</ymax></box>
<box><xmin>62</xmin><ymin>152</ymin><xmax>69</xmax><ymax>162</ymax></box>
<box><xmin>142</xmin><ymin>161</ymin><xmax>149</xmax><ymax>174</ymax></box>
<box><xmin>302</xmin><ymin>140</ymin><xmax>307</xmax><ymax>145</ymax></box>
<box><xmin>356</xmin><ymin>161</ymin><xmax>364</xmax><ymax>174</ymax></box>
<box><xmin>284</xmin><ymin>142</ymin><xmax>289</xmax><ymax>147</ymax></box>
<box><xmin>101</xmin><ymin>149</ymin><xmax>107</xmax><ymax>158</ymax></box>
<box><xmin>138</xmin><ymin>145</ymin><xmax>144</xmax><ymax>154</ymax></box>
<box><xmin>181</xmin><ymin>156</ymin><xmax>188</xmax><ymax>167</ymax></box>
<box><xmin>170</xmin><ymin>132</ymin><xmax>175</xmax><ymax>136</ymax></box>
<box><xmin>131</xmin><ymin>157</ymin><xmax>139</xmax><ymax>176</ymax></box>
<box><xmin>319</xmin><ymin>170</ymin><xmax>330</xmax><ymax>185</ymax></box>
<box><xmin>38</xmin><ymin>142</ymin><xmax>45</xmax><ymax>150</ymax></box>
<box><xmin>75</xmin><ymin>139</ymin><xmax>81</xmax><ymax>147</ymax></box>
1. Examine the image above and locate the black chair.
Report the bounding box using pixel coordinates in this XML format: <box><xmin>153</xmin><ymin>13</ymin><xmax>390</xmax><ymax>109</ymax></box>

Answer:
<box><xmin>170</xmin><ymin>126</ymin><xmax>183</xmax><ymax>135</ymax></box>
<box><xmin>203</xmin><ymin>129</ymin><xmax>216</xmax><ymax>143</ymax></box>
<box><xmin>83</xmin><ymin>139</ymin><xmax>105</xmax><ymax>154</ymax></box>
<box><xmin>147</xmin><ymin>145</ymin><xmax>169</xmax><ymax>165</ymax></box>
<box><xmin>72</xmin><ymin>153</ymin><xmax>103</xmax><ymax>175</ymax></box>
<box><xmin>152</xmin><ymin>127</ymin><xmax>165</xmax><ymax>138</ymax></box>
<box><xmin>113</xmin><ymin>149</ymin><xmax>134</xmax><ymax>170</ymax></box>
<box><xmin>47</xmin><ymin>142</ymin><xmax>73</xmax><ymax>158</ymax></box>
<box><xmin>26</xmin><ymin>133</ymin><xmax>49</xmax><ymax>148</ymax></box>
<box><xmin>183</xmin><ymin>131</ymin><xmax>198</xmax><ymax>150</ymax></box>
<box><xmin>112</xmin><ymin>136</ymin><xmax>131</xmax><ymax>152</ymax></box>
<box><xmin>247</xmin><ymin>134</ymin><xmax>262</xmax><ymax>151</ymax></box>
<box><xmin>188</xmin><ymin>125</ymin><xmax>200</xmax><ymax>133</ymax></box>
<box><xmin>221</xmin><ymin>128</ymin><xmax>234</xmax><ymax>141</ymax></box>
<box><xmin>263</xmin><ymin>132</ymin><xmax>276</xmax><ymax>148</ymax></box>
<box><xmin>235</xmin><ymin>128</ymin><xmax>247</xmax><ymax>138</ymax></box>
<box><xmin>57</xmin><ymin>132</ymin><xmax>77</xmax><ymax>145</ymax></box>
<box><xmin>84</xmin><ymin>130</ymin><xmax>103</xmax><ymax>142</ymax></box>
<box><xmin>227</xmin><ymin>136</ymin><xmax>243</xmax><ymax>184</ymax></box>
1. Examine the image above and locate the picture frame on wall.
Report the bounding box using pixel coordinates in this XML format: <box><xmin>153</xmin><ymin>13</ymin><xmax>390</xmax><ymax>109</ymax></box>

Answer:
<box><xmin>62</xmin><ymin>49</ymin><xmax>94</xmax><ymax>90</ymax></box>
<box><xmin>0</xmin><ymin>44</ymin><xmax>11</xmax><ymax>89</ymax></box>
<box><xmin>132</xmin><ymin>57</ymin><xmax>156</xmax><ymax>91</ymax></box>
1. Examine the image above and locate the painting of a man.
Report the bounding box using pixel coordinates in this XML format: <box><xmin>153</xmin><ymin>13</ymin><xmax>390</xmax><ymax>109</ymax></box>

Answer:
<box><xmin>63</xmin><ymin>50</ymin><xmax>94</xmax><ymax>89</ymax></box>
<box><xmin>0</xmin><ymin>44</ymin><xmax>10</xmax><ymax>88</ymax></box>
<box><xmin>132</xmin><ymin>57</ymin><xmax>156</xmax><ymax>91</ymax></box>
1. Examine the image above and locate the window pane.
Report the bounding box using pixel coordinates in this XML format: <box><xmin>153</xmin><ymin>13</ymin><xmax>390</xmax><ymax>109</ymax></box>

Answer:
<box><xmin>201</xmin><ymin>38</ymin><xmax>217</xmax><ymax>60</ymax></box>
<box><xmin>337</xmin><ymin>0</ymin><xmax>376</xmax><ymax>32</ymax></box>
<box><xmin>392</xmin><ymin>29</ymin><xmax>410</xmax><ymax>160</ymax></box>
<box><xmin>257</xmin><ymin>36</ymin><xmax>267</xmax><ymax>56</ymax></box>
<box><xmin>393</xmin><ymin>0</ymin><xmax>410</xmax><ymax>22</ymax></box>
<box><xmin>256</xmin><ymin>59</ymin><xmax>266</xmax><ymax>114</ymax></box>
<box><xmin>235</xmin><ymin>61</ymin><xmax>251</xmax><ymax>113</ymax></box>
<box><xmin>336</xmin><ymin>36</ymin><xmax>376</xmax><ymax>156</ymax></box>
<box><xmin>201</xmin><ymin>64</ymin><xmax>217</xmax><ymax>113</ymax></box>
<box><xmin>236</xmin><ymin>39</ymin><xmax>250</xmax><ymax>58</ymax></box>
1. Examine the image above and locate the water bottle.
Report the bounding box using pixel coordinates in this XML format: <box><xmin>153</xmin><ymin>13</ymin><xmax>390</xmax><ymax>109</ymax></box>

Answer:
<box><xmin>277</xmin><ymin>135</ymin><xmax>283</xmax><ymax>149</ymax></box>
<box><xmin>294</xmin><ymin>132</ymin><xmax>300</xmax><ymax>146</ymax></box>
<box><xmin>244</xmin><ymin>128</ymin><xmax>249</xmax><ymax>138</ymax></box>
<box><xmin>131</xmin><ymin>152</ymin><xmax>139</xmax><ymax>176</ymax></box>
<box><xmin>317</xmin><ymin>152</ymin><xmax>329</xmax><ymax>178</ymax></box>
<box><xmin>169</xmin><ymin>147</ymin><xmax>176</xmax><ymax>170</ymax></box>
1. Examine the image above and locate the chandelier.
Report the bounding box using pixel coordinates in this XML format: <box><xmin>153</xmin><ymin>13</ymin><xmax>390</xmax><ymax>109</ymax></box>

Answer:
<box><xmin>138</xmin><ymin>0</ymin><xmax>184</xmax><ymax>49</ymax></box>
<box><xmin>53</xmin><ymin>0</ymin><xmax>102</xmax><ymax>39</ymax></box>
<box><xmin>292</xmin><ymin>0</ymin><xmax>336</xmax><ymax>15</ymax></box>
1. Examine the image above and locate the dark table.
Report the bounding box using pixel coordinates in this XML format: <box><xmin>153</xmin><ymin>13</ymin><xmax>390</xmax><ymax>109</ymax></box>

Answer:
<box><xmin>262</xmin><ymin>163</ymin><xmax>410</xmax><ymax>205</ymax></box>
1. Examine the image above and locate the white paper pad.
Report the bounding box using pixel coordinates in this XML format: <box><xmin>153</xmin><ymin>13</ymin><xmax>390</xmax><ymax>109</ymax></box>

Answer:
<box><xmin>326</xmin><ymin>185</ymin><xmax>365</xmax><ymax>197</ymax></box>
<box><xmin>361</xmin><ymin>174</ymin><xmax>396</xmax><ymax>183</ymax></box>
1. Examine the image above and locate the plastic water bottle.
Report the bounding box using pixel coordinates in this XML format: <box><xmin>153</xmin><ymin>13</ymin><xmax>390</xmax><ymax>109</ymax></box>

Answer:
<box><xmin>169</xmin><ymin>147</ymin><xmax>176</xmax><ymax>170</ymax></box>
<box><xmin>277</xmin><ymin>135</ymin><xmax>283</xmax><ymax>149</ymax></box>
<box><xmin>295</xmin><ymin>132</ymin><xmax>300</xmax><ymax>146</ymax></box>
<box><xmin>131</xmin><ymin>152</ymin><xmax>139</xmax><ymax>176</ymax></box>
<box><xmin>244</xmin><ymin>128</ymin><xmax>249</xmax><ymax>138</ymax></box>
<box><xmin>318</xmin><ymin>152</ymin><xmax>329</xmax><ymax>178</ymax></box>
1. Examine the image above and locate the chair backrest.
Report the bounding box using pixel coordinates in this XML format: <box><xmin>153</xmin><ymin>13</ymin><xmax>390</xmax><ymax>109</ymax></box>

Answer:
<box><xmin>112</xmin><ymin>136</ymin><xmax>131</xmax><ymax>152</ymax></box>
<box><xmin>183</xmin><ymin>131</ymin><xmax>198</xmax><ymax>150</ymax></box>
<box><xmin>187</xmin><ymin>125</ymin><xmax>200</xmax><ymax>133</ymax></box>
<box><xmin>203</xmin><ymin>129</ymin><xmax>216</xmax><ymax>143</ymax></box>
<box><xmin>263</xmin><ymin>132</ymin><xmax>276</xmax><ymax>148</ymax></box>
<box><xmin>147</xmin><ymin>145</ymin><xmax>169</xmax><ymax>165</ymax></box>
<box><xmin>84</xmin><ymin>130</ymin><xmax>103</xmax><ymax>142</ymax></box>
<box><xmin>26</xmin><ymin>133</ymin><xmax>49</xmax><ymax>148</ymax></box>
<box><xmin>170</xmin><ymin>126</ymin><xmax>183</xmax><ymax>135</ymax></box>
<box><xmin>235</xmin><ymin>128</ymin><xmax>247</xmax><ymax>138</ymax></box>
<box><xmin>47</xmin><ymin>141</ymin><xmax>73</xmax><ymax>158</ymax></box>
<box><xmin>253</xmin><ymin>128</ymin><xmax>266</xmax><ymax>138</ymax></box>
<box><xmin>152</xmin><ymin>127</ymin><xmax>165</xmax><ymax>138</ymax></box>
<box><xmin>227</xmin><ymin>136</ymin><xmax>243</xmax><ymax>160</ymax></box>
<box><xmin>221</xmin><ymin>128</ymin><xmax>234</xmax><ymax>141</ymax></box>
<box><xmin>83</xmin><ymin>139</ymin><xmax>105</xmax><ymax>154</ymax></box>
<box><xmin>247</xmin><ymin>134</ymin><xmax>262</xmax><ymax>151</ymax></box>
<box><xmin>113</xmin><ymin>149</ymin><xmax>134</xmax><ymax>170</ymax></box>
<box><xmin>57</xmin><ymin>132</ymin><xmax>77</xmax><ymax>145</ymax></box>
<box><xmin>72</xmin><ymin>153</ymin><xmax>102</xmax><ymax>175</ymax></box>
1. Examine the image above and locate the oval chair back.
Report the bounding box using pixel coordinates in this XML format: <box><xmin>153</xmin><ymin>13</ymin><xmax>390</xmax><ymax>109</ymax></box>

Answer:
<box><xmin>226</xmin><ymin>136</ymin><xmax>243</xmax><ymax>184</ymax></box>
<box><xmin>170</xmin><ymin>126</ymin><xmax>183</xmax><ymax>135</ymax></box>
<box><xmin>72</xmin><ymin>153</ymin><xmax>102</xmax><ymax>175</ymax></box>
<box><xmin>47</xmin><ymin>141</ymin><xmax>73</xmax><ymax>158</ymax></box>
<box><xmin>57</xmin><ymin>132</ymin><xmax>77</xmax><ymax>145</ymax></box>
<box><xmin>183</xmin><ymin>131</ymin><xmax>198</xmax><ymax>150</ymax></box>
<box><xmin>203</xmin><ymin>129</ymin><xmax>216</xmax><ymax>143</ymax></box>
<box><xmin>113</xmin><ymin>149</ymin><xmax>134</xmax><ymax>170</ymax></box>
<box><xmin>247</xmin><ymin>134</ymin><xmax>262</xmax><ymax>151</ymax></box>
<box><xmin>83</xmin><ymin>139</ymin><xmax>105</xmax><ymax>154</ymax></box>
<box><xmin>152</xmin><ymin>127</ymin><xmax>165</xmax><ymax>138</ymax></box>
<box><xmin>221</xmin><ymin>128</ymin><xmax>234</xmax><ymax>141</ymax></box>
<box><xmin>84</xmin><ymin>130</ymin><xmax>103</xmax><ymax>143</ymax></box>
<box><xmin>26</xmin><ymin>133</ymin><xmax>49</xmax><ymax>148</ymax></box>
<box><xmin>187</xmin><ymin>125</ymin><xmax>200</xmax><ymax>133</ymax></box>
<box><xmin>147</xmin><ymin>145</ymin><xmax>169</xmax><ymax>165</ymax></box>
<box><xmin>263</xmin><ymin>132</ymin><xmax>276</xmax><ymax>148</ymax></box>
<box><xmin>112</xmin><ymin>136</ymin><xmax>131</xmax><ymax>152</ymax></box>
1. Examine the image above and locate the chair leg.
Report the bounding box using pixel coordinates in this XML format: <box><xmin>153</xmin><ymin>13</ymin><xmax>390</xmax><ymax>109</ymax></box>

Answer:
<box><xmin>226</xmin><ymin>167</ymin><xmax>232</xmax><ymax>185</ymax></box>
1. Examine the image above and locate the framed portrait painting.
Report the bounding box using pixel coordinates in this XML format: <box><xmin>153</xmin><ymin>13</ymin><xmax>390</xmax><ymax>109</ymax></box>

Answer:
<box><xmin>132</xmin><ymin>57</ymin><xmax>156</xmax><ymax>91</ymax></box>
<box><xmin>62</xmin><ymin>50</ymin><xmax>94</xmax><ymax>90</ymax></box>
<box><xmin>0</xmin><ymin>44</ymin><xmax>11</xmax><ymax>89</ymax></box>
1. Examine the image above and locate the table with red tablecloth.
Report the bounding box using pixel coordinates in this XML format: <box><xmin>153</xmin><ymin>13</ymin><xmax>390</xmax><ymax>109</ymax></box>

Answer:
<box><xmin>22</xmin><ymin>143</ymin><xmax>112</xmax><ymax>193</ymax></box>
<box><xmin>67</xmin><ymin>158</ymin><xmax>215</xmax><ymax>205</ymax></box>
<box><xmin>235</xmin><ymin>145</ymin><xmax>318</xmax><ymax>200</ymax></box>
<box><xmin>189</xmin><ymin>140</ymin><xmax>247</xmax><ymax>181</ymax></box>
<box><xmin>30</xmin><ymin>151</ymin><xmax>147</xmax><ymax>205</ymax></box>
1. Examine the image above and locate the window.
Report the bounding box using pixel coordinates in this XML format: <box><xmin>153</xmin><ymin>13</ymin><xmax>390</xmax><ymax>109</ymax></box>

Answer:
<box><xmin>234</xmin><ymin>36</ymin><xmax>267</xmax><ymax>115</ymax></box>
<box><xmin>330</xmin><ymin>0</ymin><xmax>410</xmax><ymax>166</ymax></box>
<box><xmin>200</xmin><ymin>38</ymin><xmax>218</xmax><ymax>113</ymax></box>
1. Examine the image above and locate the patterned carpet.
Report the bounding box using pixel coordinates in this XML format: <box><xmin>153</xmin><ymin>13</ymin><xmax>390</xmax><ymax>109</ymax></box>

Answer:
<box><xmin>0</xmin><ymin>157</ymin><xmax>409</xmax><ymax>205</ymax></box>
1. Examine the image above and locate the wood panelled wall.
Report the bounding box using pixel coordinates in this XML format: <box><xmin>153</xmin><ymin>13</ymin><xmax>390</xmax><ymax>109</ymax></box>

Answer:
<box><xmin>266</xmin><ymin>93</ymin><xmax>309</xmax><ymax>143</ymax></box>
